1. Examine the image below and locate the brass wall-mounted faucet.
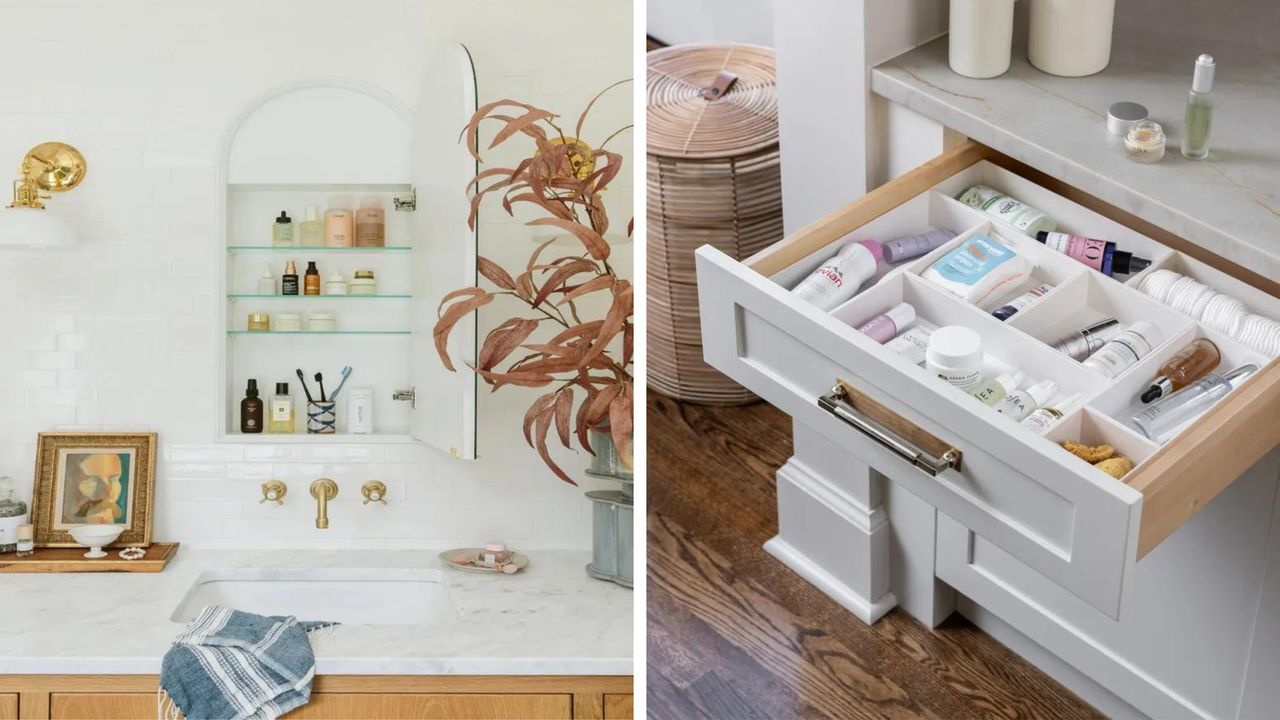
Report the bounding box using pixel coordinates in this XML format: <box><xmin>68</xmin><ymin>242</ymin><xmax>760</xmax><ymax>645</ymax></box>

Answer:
<box><xmin>310</xmin><ymin>478</ymin><xmax>339</xmax><ymax>529</ymax></box>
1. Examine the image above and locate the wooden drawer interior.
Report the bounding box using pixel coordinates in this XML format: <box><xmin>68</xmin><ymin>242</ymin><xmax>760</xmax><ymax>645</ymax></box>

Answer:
<box><xmin>744</xmin><ymin>141</ymin><xmax>1280</xmax><ymax>560</ymax></box>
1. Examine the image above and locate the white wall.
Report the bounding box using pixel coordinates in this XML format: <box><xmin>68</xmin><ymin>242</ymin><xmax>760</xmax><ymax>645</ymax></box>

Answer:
<box><xmin>0</xmin><ymin>0</ymin><xmax>634</xmax><ymax>550</ymax></box>
<box><xmin>774</xmin><ymin>0</ymin><xmax>946</xmax><ymax>231</ymax></box>
<box><xmin>647</xmin><ymin>0</ymin><xmax>774</xmax><ymax>46</ymax></box>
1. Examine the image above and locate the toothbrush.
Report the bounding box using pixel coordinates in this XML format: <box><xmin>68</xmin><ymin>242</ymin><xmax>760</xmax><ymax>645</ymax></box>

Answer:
<box><xmin>295</xmin><ymin>369</ymin><xmax>316</xmax><ymax>403</ymax></box>
<box><xmin>329</xmin><ymin>366</ymin><xmax>353</xmax><ymax>401</ymax></box>
<box><xmin>315</xmin><ymin>372</ymin><xmax>327</xmax><ymax>402</ymax></box>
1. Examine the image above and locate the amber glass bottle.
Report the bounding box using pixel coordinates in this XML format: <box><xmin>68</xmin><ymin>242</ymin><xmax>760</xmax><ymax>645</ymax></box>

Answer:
<box><xmin>240</xmin><ymin>379</ymin><xmax>263</xmax><ymax>434</ymax></box>
<box><xmin>1140</xmin><ymin>338</ymin><xmax>1220</xmax><ymax>403</ymax></box>
<box><xmin>304</xmin><ymin>261</ymin><xmax>321</xmax><ymax>295</ymax></box>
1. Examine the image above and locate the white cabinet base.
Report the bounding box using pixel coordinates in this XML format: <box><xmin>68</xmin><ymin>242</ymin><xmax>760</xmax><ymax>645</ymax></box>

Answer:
<box><xmin>768</xmin><ymin>422</ymin><xmax>896</xmax><ymax>624</ymax></box>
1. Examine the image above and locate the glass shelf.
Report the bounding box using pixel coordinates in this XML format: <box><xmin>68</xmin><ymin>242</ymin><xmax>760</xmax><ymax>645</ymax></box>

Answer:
<box><xmin>228</xmin><ymin>245</ymin><xmax>410</xmax><ymax>253</ymax></box>
<box><xmin>227</xmin><ymin>294</ymin><xmax>412</xmax><ymax>299</ymax></box>
<box><xmin>227</xmin><ymin>330</ymin><xmax>411</xmax><ymax>335</ymax></box>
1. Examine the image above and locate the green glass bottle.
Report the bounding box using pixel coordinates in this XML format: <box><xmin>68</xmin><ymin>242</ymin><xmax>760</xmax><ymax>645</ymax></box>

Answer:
<box><xmin>1181</xmin><ymin>54</ymin><xmax>1215</xmax><ymax>160</ymax></box>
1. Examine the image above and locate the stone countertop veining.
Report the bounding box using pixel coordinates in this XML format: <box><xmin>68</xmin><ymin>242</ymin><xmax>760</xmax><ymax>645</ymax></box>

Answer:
<box><xmin>871</xmin><ymin>0</ymin><xmax>1280</xmax><ymax>280</ymax></box>
<box><xmin>0</xmin><ymin>549</ymin><xmax>632</xmax><ymax>676</ymax></box>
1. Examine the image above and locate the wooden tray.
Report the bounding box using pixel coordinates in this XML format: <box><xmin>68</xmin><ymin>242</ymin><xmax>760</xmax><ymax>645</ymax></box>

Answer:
<box><xmin>0</xmin><ymin>542</ymin><xmax>179</xmax><ymax>573</ymax></box>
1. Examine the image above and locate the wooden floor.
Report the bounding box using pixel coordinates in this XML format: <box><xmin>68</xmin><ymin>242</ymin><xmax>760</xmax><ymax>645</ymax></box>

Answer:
<box><xmin>646</xmin><ymin>393</ymin><xmax>1102</xmax><ymax>719</ymax></box>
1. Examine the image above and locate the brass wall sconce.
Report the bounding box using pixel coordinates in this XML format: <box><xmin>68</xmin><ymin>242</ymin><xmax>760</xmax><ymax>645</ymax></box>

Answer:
<box><xmin>1</xmin><ymin>142</ymin><xmax>87</xmax><ymax>248</ymax></box>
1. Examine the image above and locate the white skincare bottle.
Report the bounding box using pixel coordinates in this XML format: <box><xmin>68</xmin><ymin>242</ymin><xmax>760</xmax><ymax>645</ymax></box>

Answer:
<box><xmin>996</xmin><ymin>379</ymin><xmax>1058</xmax><ymax>421</ymax></box>
<box><xmin>257</xmin><ymin>265</ymin><xmax>276</xmax><ymax>295</ymax></box>
<box><xmin>1082</xmin><ymin>321</ymin><xmax>1162</xmax><ymax>379</ymax></box>
<box><xmin>1020</xmin><ymin>393</ymin><xmax>1081</xmax><ymax>434</ymax></box>
<box><xmin>971</xmin><ymin>368</ymin><xmax>1025</xmax><ymax>406</ymax></box>
<box><xmin>791</xmin><ymin>239</ymin><xmax>883</xmax><ymax>311</ymax></box>
<box><xmin>926</xmin><ymin>326</ymin><xmax>985</xmax><ymax>392</ymax></box>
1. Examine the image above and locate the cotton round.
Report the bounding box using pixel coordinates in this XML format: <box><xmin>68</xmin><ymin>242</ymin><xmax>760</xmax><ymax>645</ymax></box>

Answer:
<box><xmin>1140</xmin><ymin>269</ymin><xmax>1179</xmax><ymax>302</ymax></box>
<box><xmin>1190</xmin><ymin>286</ymin><xmax>1218</xmax><ymax>320</ymax></box>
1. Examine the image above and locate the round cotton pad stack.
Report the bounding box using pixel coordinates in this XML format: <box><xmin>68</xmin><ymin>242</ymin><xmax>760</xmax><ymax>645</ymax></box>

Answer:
<box><xmin>1137</xmin><ymin>268</ymin><xmax>1280</xmax><ymax>357</ymax></box>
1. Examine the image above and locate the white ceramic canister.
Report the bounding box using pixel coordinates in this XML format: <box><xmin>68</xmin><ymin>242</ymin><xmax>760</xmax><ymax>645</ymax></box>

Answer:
<box><xmin>1029</xmin><ymin>0</ymin><xmax>1116</xmax><ymax>77</ymax></box>
<box><xmin>949</xmin><ymin>0</ymin><xmax>1015</xmax><ymax>79</ymax></box>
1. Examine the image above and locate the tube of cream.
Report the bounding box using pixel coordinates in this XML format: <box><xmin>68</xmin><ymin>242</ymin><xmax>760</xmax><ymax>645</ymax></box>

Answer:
<box><xmin>885</xmin><ymin>320</ymin><xmax>938</xmax><ymax>365</ymax></box>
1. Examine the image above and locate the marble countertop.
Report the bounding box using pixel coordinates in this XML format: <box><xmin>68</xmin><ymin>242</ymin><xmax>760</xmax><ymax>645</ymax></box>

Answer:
<box><xmin>0</xmin><ymin>549</ymin><xmax>632</xmax><ymax>676</ymax></box>
<box><xmin>871</xmin><ymin>0</ymin><xmax>1280</xmax><ymax>279</ymax></box>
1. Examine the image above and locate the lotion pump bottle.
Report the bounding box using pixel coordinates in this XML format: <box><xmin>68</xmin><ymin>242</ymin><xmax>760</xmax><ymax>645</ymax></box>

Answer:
<box><xmin>1181</xmin><ymin>54</ymin><xmax>1215</xmax><ymax>160</ymax></box>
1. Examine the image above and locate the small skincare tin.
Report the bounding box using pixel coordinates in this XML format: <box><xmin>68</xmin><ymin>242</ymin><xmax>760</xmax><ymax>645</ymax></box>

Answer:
<box><xmin>1107</xmin><ymin>101</ymin><xmax>1148</xmax><ymax>136</ymax></box>
<box><xmin>247</xmin><ymin>313</ymin><xmax>270</xmax><ymax>332</ymax></box>
<box><xmin>275</xmin><ymin>312</ymin><xmax>303</xmax><ymax>332</ymax></box>
<box><xmin>307</xmin><ymin>312</ymin><xmax>337</xmax><ymax>332</ymax></box>
<box><xmin>350</xmin><ymin>269</ymin><xmax>377</xmax><ymax>296</ymax></box>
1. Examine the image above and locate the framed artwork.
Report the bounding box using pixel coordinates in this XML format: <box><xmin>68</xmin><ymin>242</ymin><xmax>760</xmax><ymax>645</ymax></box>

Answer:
<box><xmin>30</xmin><ymin>432</ymin><xmax>158</xmax><ymax>547</ymax></box>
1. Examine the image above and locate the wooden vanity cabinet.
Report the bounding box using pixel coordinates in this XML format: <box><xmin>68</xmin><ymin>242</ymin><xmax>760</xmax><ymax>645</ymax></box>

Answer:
<box><xmin>0</xmin><ymin>675</ymin><xmax>632</xmax><ymax>720</ymax></box>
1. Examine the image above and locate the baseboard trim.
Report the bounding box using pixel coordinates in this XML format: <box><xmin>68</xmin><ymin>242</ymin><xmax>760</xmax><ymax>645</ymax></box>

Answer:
<box><xmin>764</xmin><ymin>536</ymin><xmax>897</xmax><ymax>624</ymax></box>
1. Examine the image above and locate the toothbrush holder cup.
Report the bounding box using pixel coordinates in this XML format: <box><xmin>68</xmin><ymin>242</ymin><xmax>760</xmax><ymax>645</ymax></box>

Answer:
<box><xmin>307</xmin><ymin>401</ymin><xmax>337</xmax><ymax>434</ymax></box>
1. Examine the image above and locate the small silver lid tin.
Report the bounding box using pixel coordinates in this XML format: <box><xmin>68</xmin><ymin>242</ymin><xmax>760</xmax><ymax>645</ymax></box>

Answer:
<box><xmin>1107</xmin><ymin>101</ymin><xmax>1148</xmax><ymax>136</ymax></box>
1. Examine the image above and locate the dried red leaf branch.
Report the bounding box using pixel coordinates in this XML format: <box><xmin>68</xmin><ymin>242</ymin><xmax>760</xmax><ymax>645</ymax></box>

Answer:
<box><xmin>434</xmin><ymin>81</ymin><xmax>634</xmax><ymax>485</ymax></box>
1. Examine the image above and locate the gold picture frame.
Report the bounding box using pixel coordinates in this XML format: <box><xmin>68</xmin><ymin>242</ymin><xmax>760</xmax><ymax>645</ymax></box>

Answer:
<box><xmin>30</xmin><ymin>432</ymin><xmax>158</xmax><ymax>548</ymax></box>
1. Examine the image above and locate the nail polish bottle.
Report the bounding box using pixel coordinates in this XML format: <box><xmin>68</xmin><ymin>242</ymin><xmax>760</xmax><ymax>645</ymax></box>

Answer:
<box><xmin>282</xmin><ymin>261</ymin><xmax>299</xmax><ymax>296</ymax></box>
<box><xmin>304</xmin><ymin>261</ymin><xmax>321</xmax><ymax>296</ymax></box>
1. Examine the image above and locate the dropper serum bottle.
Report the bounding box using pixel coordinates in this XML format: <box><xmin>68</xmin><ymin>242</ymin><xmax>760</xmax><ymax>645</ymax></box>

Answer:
<box><xmin>1181</xmin><ymin>54</ymin><xmax>1215</xmax><ymax>160</ymax></box>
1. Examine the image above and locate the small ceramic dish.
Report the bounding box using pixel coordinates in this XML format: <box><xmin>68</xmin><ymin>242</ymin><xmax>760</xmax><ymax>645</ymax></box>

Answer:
<box><xmin>68</xmin><ymin>524</ymin><xmax>124</xmax><ymax>559</ymax></box>
<box><xmin>439</xmin><ymin>548</ymin><xmax>530</xmax><ymax>575</ymax></box>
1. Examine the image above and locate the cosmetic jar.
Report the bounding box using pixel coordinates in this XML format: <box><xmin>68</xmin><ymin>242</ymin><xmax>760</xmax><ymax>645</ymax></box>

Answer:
<box><xmin>247</xmin><ymin>313</ymin><xmax>270</xmax><ymax>332</ymax></box>
<box><xmin>350</xmin><ymin>269</ymin><xmax>377</xmax><ymax>296</ymax></box>
<box><xmin>1106</xmin><ymin>101</ymin><xmax>1148</xmax><ymax>136</ymax></box>
<box><xmin>926</xmin><ymin>325</ymin><xmax>985</xmax><ymax>392</ymax></box>
<box><xmin>325</xmin><ymin>271</ymin><xmax>347</xmax><ymax>295</ymax></box>
<box><xmin>307</xmin><ymin>312</ymin><xmax>337</xmax><ymax>332</ymax></box>
<box><xmin>1124</xmin><ymin>120</ymin><xmax>1166</xmax><ymax>163</ymax></box>
<box><xmin>275</xmin><ymin>312</ymin><xmax>302</xmax><ymax>332</ymax></box>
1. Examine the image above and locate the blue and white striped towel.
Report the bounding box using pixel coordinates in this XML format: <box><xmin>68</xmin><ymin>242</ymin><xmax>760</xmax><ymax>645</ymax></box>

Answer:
<box><xmin>159</xmin><ymin>605</ymin><xmax>336</xmax><ymax>720</ymax></box>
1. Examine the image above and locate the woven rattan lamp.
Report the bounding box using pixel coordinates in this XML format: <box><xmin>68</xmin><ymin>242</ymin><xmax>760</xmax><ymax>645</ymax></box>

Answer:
<box><xmin>647</xmin><ymin>44</ymin><xmax>781</xmax><ymax>404</ymax></box>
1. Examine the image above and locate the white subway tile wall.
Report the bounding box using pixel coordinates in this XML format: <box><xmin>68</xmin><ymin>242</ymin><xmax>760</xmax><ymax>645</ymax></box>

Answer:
<box><xmin>0</xmin><ymin>0</ymin><xmax>634</xmax><ymax>549</ymax></box>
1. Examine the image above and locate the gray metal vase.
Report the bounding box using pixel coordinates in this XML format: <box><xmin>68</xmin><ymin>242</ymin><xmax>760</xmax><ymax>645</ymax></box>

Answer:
<box><xmin>584</xmin><ymin>429</ymin><xmax>633</xmax><ymax>588</ymax></box>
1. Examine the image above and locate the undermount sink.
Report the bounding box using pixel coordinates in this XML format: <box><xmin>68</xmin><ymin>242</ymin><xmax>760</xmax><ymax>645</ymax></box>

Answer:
<box><xmin>170</xmin><ymin>568</ymin><xmax>458</xmax><ymax>626</ymax></box>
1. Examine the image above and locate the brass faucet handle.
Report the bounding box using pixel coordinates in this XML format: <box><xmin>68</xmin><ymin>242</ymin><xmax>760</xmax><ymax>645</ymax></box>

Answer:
<box><xmin>259</xmin><ymin>480</ymin><xmax>287</xmax><ymax>505</ymax></box>
<box><xmin>361</xmin><ymin>480</ymin><xmax>388</xmax><ymax>505</ymax></box>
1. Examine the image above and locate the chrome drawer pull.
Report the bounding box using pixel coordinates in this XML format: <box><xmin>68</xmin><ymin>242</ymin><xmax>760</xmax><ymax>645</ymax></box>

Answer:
<box><xmin>819</xmin><ymin>383</ymin><xmax>962</xmax><ymax>477</ymax></box>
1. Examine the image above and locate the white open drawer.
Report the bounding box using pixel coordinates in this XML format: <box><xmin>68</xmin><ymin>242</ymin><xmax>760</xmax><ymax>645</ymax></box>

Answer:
<box><xmin>696</xmin><ymin>142</ymin><xmax>1280</xmax><ymax>618</ymax></box>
